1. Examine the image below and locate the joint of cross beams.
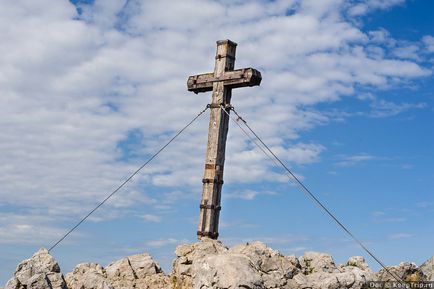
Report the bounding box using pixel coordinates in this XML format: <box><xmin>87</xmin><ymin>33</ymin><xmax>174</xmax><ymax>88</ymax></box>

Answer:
<box><xmin>202</xmin><ymin>178</ymin><xmax>224</xmax><ymax>185</ymax></box>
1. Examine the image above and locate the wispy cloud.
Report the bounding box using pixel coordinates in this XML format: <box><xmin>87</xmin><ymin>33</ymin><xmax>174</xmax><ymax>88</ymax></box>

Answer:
<box><xmin>335</xmin><ymin>153</ymin><xmax>376</xmax><ymax>167</ymax></box>
<box><xmin>219</xmin><ymin>220</ymin><xmax>258</xmax><ymax>229</ymax></box>
<box><xmin>347</xmin><ymin>0</ymin><xmax>405</xmax><ymax>16</ymax></box>
<box><xmin>224</xmin><ymin>190</ymin><xmax>277</xmax><ymax>201</ymax></box>
<box><xmin>369</xmin><ymin>99</ymin><xmax>426</xmax><ymax>118</ymax></box>
<box><xmin>371</xmin><ymin>210</ymin><xmax>407</xmax><ymax>223</ymax></box>
<box><xmin>388</xmin><ymin>233</ymin><xmax>414</xmax><ymax>240</ymax></box>
<box><xmin>423</xmin><ymin>35</ymin><xmax>434</xmax><ymax>53</ymax></box>
<box><xmin>287</xmin><ymin>246</ymin><xmax>311</xmax><ymax>255</ymax></box>
<box><xmin>144</xmin><ymin>238</ymin><xmax>189</xmax><ymax>248</ymax></box>
<box><xmin>371</xmin><ymin>211</ymin><xmax>386</xmax><ymax>217</ymax></box>
<box><xmin>141</xmin><ymin>214</ymin><xmax>161</xmax><ymax>223</ymax></box>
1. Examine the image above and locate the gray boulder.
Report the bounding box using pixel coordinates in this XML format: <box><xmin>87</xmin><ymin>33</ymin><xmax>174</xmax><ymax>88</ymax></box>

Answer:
<box><xmin>171</xmin><ymin>238</ymin><xmax>228</xmax><ymax>289</ymax></box>
<box><xmin>192</xmin><ymin>253</ymin><xmax>264</xmax><ymax>289</ymax></box>
<box><xmin>5</xmin><ymin>248</ymin><xmax>67</xmax><ymax>289</ymax></box>
<box><xmin>105</xmin><ymin>253</ymin><xmax>169</xmax><ymax>289</ymax></box>
<box><xmin>229</xmin><ymin>241</ymin><xmax>300</xmax><ymax>288</ymax></box>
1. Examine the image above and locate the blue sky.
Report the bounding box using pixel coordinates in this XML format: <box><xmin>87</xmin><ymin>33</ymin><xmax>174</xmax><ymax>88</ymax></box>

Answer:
<box><xmin>0</xmin><ymin>0</ymin><xmax>433</xmax><ymax>285</ymax></box>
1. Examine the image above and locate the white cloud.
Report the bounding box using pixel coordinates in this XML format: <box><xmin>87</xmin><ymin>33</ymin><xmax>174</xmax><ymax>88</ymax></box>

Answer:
<box><xmin>144</xmin><ymin>238</ymin><xmax>188</xmax><ymax>248</ymax></box>
<box><xmin>0</xmin><ymin>213</ymin><xmax>75</xmax><ymax>245</ymax></box>
<box><xmin>393</xmin><ymin>45</ymin><xmax>420</xmax><ymax>60</ymax></box>
<box><xmin>354</xmin><ymin>93</ymin><xmax>427</xmax><ymax>118</ymax></box>
<box><xmin>336</xmin><ymin>153</ymin><xmax>375</xmax><ymax>167</ymax></box>
<box><xmin>347</xmin><ymin>0</ymin><xmax>405</xmax><ymax>16</ymax></box>
<box><xmin>226</xmin><ymin>190</ymin><xmax>260</xmax><ymax>200</ymax></box>
<box><xmin>369</xmin><ymin>99</ymin><xmax>426</xmax><ymax>118</ymax></box>
<box><xmin>0</xmin><ymin>0</ymin><xmax>431</xmax><ymax>246</ymax></box>
<box><xmin>422</xmin><ymin>35</ymin><xmax>434</xmax><ymax>53</ymax></box>
<box><xmin>225</xmin><ymin>190</ymin><xmax>277</xmax><ymax>201</ymax></box>
<box><xmin>280</xmin><ymin>143</ymin><xmax>326</xmax><ymax>165</ymax></box>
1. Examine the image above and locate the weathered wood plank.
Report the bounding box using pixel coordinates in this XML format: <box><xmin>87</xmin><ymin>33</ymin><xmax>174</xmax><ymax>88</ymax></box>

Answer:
<box><xmin>187</xmin><ymin>68</ymin><xmax>262</xmax><ymax>93</ymax></box>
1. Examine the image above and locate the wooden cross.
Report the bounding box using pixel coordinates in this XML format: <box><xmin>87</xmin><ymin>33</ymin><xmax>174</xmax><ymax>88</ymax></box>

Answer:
<box><xmin>187</xmin><ymin>39</ymin><xmax>262</xmax><ymax>239</ymax></box>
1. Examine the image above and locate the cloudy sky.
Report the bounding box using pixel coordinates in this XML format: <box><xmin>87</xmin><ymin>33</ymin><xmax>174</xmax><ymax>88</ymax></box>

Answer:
<box><xmin>1</xmin><ymin>0</ymin><xmax>433</xmax><ymax>284</ymax></box>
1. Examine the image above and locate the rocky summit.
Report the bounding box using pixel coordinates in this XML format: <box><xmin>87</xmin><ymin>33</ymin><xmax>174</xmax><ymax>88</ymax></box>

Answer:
<box><xmin>4</xmin><ymin>238</ymin><xmax>434</xmax><ymax>289</ymax></box>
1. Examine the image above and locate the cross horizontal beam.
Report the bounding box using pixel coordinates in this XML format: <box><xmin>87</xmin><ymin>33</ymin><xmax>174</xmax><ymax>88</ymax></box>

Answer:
<box><xmin>187</xmin><ymin>67</ymin><xmax>262</xmax><ymax>94</ymax></box>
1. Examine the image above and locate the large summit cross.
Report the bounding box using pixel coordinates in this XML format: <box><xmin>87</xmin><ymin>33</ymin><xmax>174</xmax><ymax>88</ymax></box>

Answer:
<box><xmin>187</xmin><ymin>40</ymin><xmax>262</xmax><ymax>239</ymax></box>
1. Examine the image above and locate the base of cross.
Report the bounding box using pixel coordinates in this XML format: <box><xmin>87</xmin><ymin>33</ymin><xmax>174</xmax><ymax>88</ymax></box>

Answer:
<box><xmin>197</xmin><ymin>231</ymin><xmax>219</xmax><ymax>239</ymax></box>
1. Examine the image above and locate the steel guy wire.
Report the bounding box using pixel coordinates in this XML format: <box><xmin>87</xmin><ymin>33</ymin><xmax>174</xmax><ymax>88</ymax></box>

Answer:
<box><xmin>221</xmin><ymin>104</ymin><xmax>405</xmax><ymax>285</ymax></box>
<box><xmin>48</xmin><ymin>104</ymin><xmax>210</xmax><ymax>252</ymax></box>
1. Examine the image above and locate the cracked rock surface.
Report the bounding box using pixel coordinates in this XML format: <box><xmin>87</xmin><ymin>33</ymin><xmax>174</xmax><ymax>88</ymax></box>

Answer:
<box><xmin>4</xmin><ymin>239</ymin><xmax>433</xmax><ymax>289</ymax></box>
<box><xmin>5</xmin><ymin>248</ymin><xmax>67</xmax><ymax>289</ymax></box>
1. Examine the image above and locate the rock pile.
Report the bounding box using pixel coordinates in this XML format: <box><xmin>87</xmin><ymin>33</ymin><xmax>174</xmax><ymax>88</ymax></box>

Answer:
<box><xmin>4</xmin><ymin>238</ymin><xmax>433</xmax><ymax>289</ymax></box>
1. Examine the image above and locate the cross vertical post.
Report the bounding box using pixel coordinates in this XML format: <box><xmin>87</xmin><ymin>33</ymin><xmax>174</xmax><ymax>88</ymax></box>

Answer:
<box><xmin>187</xmin><ymin>40</ymin><xmax>262</xmax><ymax>239</ymax></box>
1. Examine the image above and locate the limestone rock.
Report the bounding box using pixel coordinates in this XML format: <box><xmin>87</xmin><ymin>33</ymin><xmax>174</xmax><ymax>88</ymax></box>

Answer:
<box><xmin>299</xmin><ymin>251</ymin><xmax>339</xmax><ymax>274</ymax></box>
<box><xmin>171</xmin><ymin>238</ymin><xmax>228</xmax><ymax>289</ymax></box>
<box><xmin>6</xmin><ymin>241</ymin><xmax>433</xmax><ymax>289</ymax></box>
<box><xmin>65</xmin><ymin>263</ymin><xmax>112</xmax><ymax>289</ymax></box>
<box><xmin>344</xmin><ymin>256</ymin><xmax>371</xmax><ymax>271</ymax></box>
<box><xmin>376</xmin><ymin>262</ymin><xmax>426</xmax><ymax>282</ymax></box>
<box><xmin>172</xmin><ymin>239</ymin><xmax>301</xmax><ymax>289</ymax></box>
<box><xmin>420</xmin><ymin>256</ymin><xmax>434</xmax><ymax>281</ymax></box>
<box><xmin>171</xmin><ymin>239</ymin><xmax>377</xmax><ymax>289</ymax></box>
<box><xmin>105</xmin><ymin>253</ymin><xmax>169</xmax><ymax>289</ymax></box>
<box><xmin>230</xmin><ymin>241</ymin><xmax>300</xmax><ymax>288</ymax></box>
<box><xmin>288</xmin><ymin>253</ymin><xmax>375</xmax><ymax>289</ymax></box>
<box><xmin>192</xmin><ymin>253</ymin><xmax>264</xmax><ymax>289</ymax></box>
<box><xmin>5</xmin><ymin>248</ymin><xmax>66</xmax><ymax>289</ymax></box>
<box><xmin>66</xmin><ymin>253</ymin><xmax>169</xmax><ymax>289</ymax></box>
<box><xmin>290</xmin><ymin>266</ymin><xmax>373</xmax><ymax>289</ymax></box>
